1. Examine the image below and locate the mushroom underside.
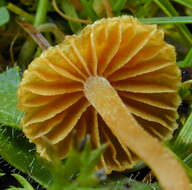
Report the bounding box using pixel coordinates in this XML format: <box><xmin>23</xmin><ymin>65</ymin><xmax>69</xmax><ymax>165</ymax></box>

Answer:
<box><xmin>18</xmin><ymin>16</ymin><xmax>190</xmax><ymax>190</ymax></box>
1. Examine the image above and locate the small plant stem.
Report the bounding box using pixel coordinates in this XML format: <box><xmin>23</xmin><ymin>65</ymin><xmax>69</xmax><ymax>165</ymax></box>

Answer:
<box><xmin>7</xmin><ymin>3</ymin><xmax>34</xmax><ymax>22</ymax></box>
<box><xmin>52</xmin><ymin>0</ymin><xmax>91</xmax><ymax>24</ymax></box>
<box><xmin>37</xmin><ymin>23</ymin><xmax>65</xmax><ymax>42</ymax></box>
<box><xmin>61</xmin><ymin>0</ymin><xmax>82</xmax><ymax>33</ymax></box>
<box><xmin>153</xmin><ymin>0</ymin><xmax>192</xmax><ymax>46</ymax></box>
<box><xmin>18</xmin><ymin>0</ymin><xmax>49</xmax><ymax>69</ymax></box>
<box><xmin>84</xmin><ymin>76</ymin><xmax>190</xmax><ymax>190</ymax></box>
<box><xmin>34</xmin><ymin>0</ymin><xmax>49</xmax><ymax>27</ymax></box>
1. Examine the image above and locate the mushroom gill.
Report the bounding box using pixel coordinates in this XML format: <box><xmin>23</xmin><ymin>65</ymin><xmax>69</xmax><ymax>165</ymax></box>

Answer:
<box><xmin>18</xmin><ymin>16</ymin><xmax>190</xmax><ymax>190</ymax></box>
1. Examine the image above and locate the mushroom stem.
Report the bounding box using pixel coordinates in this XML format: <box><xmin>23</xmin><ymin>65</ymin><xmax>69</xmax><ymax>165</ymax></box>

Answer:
<box><xmin>84</xmin><ymin>76</ymin><xmax>190</xmax><ymax>190</ymax></box>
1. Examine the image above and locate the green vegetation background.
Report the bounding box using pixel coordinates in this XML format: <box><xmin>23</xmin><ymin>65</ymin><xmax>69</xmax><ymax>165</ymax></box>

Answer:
<box><xmin>1</xmin><ymin>0</ymin><xmax>192</xmax><ymax>189</ymax></box>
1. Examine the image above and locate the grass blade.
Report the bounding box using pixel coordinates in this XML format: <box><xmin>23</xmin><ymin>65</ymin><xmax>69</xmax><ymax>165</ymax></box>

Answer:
<box><xmin>140</xmin><ymin>16</ymin><xmax>192</xmax><ymax>24</ymax></box>
<box><xmin>153</xmin><ymin>0</ymin><xmax>192</xmax><ymax>45</ymax></box>
<box><xmin>18</xmin><ymin>0</ymin><xmax>49</xmax><ymax>69</ymax></box>
<box><xmin>12</xmin><ymin>174</ymin><xmax>34</xmax><ymax>190</ymax></box>
<box><xmin>113</xmin><ymin>0</ymin><xmax>126</xmax><ymax>15</ymax></box>
<box><xmin>7</xmin><ymin>3</ymin><xmax>34</xmax><ymax>22</ymax></box>
<box><xmin>173</xmin><ymin>0</ymin><xmax>192</xmax><ymax>9</ymax></box>
<box><xmin>61</xmin><ymin>0</ymin><xmax>82</xmax><ymax>33</ymax></box>
<box><xmin>80</xmin><ymin>0</ymin><xmax>99</xmax><ymax>21</ymax></box>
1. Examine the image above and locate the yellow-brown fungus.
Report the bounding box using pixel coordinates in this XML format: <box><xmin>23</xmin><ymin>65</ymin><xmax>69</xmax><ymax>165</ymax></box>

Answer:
<box><xmin>18</xmin><ymin>16</ymin><xmax>190</xmax><ymax>190</ymax></box>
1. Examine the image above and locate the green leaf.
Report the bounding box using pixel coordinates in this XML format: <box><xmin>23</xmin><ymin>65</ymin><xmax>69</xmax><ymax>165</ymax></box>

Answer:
<box><xmin>80</xmin><ymin>143</ymin><xmax>106</xmax><ymax>176</ymax></box>
<box><xmin>135</xmin><ymin>0</ymin><xmax>153</xmax><ymax>18</ymax></box>
<box><xmin>179</xmin><ymin>85</ymin><xmax>189</xmax><ymax>100</ymax></box>
<box><xmin>113</xmin><ymin>0</ymin><xmax>127</xmax><ymax>15</ymax></box>
<box><xmin>0</xmin><ymin>0</ymin><xmax>5</xmax><ymax>7</ymax></box>
<box><xmin>0</xmin><ymin>67</ymin><xmax>23</xmax><ymax>129</ymax></box>
<box><xmin>172</xmin><ymin>0</ymin><xmax>192</xmax><ymax>9</ymax></box>
<box><xmin>0</xmin><ymin>126</ymin><xmax>52</xmax><ymax>188</ymax></box>
<box><xmin>44</xmin><ymin>136</ymin><xmax>107</xmax><ymax>190</ymax></box>
<box><xmin>7</xmin><ymin>3</ymin><xmax>34</xmax><ymax>22</ymax></box>
<box><xmin>153</xmin><ymin>0</ymin><xmax>192</xmax><ymax>46</ymax></box>
<box><xmin>80</xmin><ymin>0</ymin><xmax>99</xmax><ymax>21</ymax></box>
<box><xmin>0</xmin><ymin>7</ymin><xmax>10</xmax><ymax>26</ymax></box>
<box><xmin>61</xmin><ymin>148</ymin><xmax>82</xmax><ymax>180</ymax></box>
<box><xmin>47</xmin><ymin>146</ymin><xmax>82</xmax><ymax>190</ymax></box>
<box><xmin>0</xmin><ymin>172</ymin><xmax>4</xmax><ymax>177</ymax></box>
<box><xmin>170</xmin><ymin>112</ymin><xmax>192</xmax><ymax>158</ymax></box>
<box><xmin>12</xmin><ymin>174</ymin><xmax>34</xmax><ymax>190</ymax></box>
<box><xmin>109</xmin><ymin>0</ymin><xmax>116</xmax><ymax>6</ymax></box>
<box><xmin>61</xmin><ymin>0</ymin><xmax>82</xmax><ymax>33</ymax></box>
<box><xmin>140</xmin><ymin>16</ymin><xmax>192</xmax><ymax>24</ymax></box>
<box><xmin>34</xmin><ymin>0</ymin><xmax>49</xmax><ymax>27</ymax></box>
<box><xmin>77</xmin><ymin>141</ymin><xmax>106</xmax><ymax>187</ymax></box>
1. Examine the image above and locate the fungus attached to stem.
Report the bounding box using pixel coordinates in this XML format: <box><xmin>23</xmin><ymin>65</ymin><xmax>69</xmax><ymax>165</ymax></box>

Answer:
<box><xmin>18</xmin><ymin>16</ymin><xmax>190</xmax><ymax>190</ymax></box>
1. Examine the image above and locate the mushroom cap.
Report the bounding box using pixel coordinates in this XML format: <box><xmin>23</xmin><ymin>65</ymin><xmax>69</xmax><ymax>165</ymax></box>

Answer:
<box><xmin>18</xmin><ymin>16</ymin><xmax>181</xmax><ymax>174</ymax></box>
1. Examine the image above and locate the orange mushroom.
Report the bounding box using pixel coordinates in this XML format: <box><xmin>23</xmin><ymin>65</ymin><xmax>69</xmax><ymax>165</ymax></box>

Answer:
<box><xmin>18</xmin><ymin>16</ymin><xmax>190</xmax><ymax>190</ymax></box>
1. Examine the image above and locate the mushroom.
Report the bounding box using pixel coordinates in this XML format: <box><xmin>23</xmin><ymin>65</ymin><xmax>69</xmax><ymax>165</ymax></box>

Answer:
<box><xmin>18</xmin><ymin>16</ymin><xmax>190</xmax><ymax>190</ymax></box>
